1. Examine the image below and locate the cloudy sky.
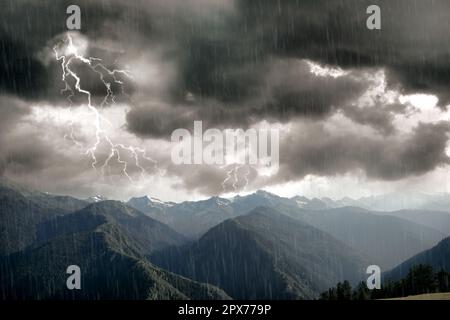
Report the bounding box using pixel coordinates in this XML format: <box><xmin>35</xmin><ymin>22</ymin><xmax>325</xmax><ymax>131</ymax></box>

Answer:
<box><xmin>1</xmin><ymin>0</ymin><xmax>450</xmax><ymax>202</ymax></box>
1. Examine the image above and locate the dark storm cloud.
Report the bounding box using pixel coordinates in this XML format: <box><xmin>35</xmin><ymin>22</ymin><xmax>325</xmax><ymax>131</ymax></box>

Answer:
<box><xmin>0</xmin><ymin>0</ymin><xmax>140</xmax><ymax>103</ymax></box>
<box><xmin>163</xmin><ymin>120</ymin><xmax>450</xmax><ymax>196</ymax></box>
<box><xmin>274</xmin><ymin>121</ymin><xmax>450</xmax><ymax>184</ymax></box>
<box><xmin>0</xmin><ymin>97</ymin><xmax>31</xmax><ymax>176</ymax></box>
<box><xmin>125</xmin><ymin>0</ymin><xmax>450</xmax><ymax>106</ymax></box>
<box><xmin>0</xmin><ymin>97</ymin><xmax>30</xmax><ymax>130</ymax></box>
<box><xmin>4</xmin><ymin>0</ymin><xmax>450</xmax><ymax>111</ymax></box>
<box><xmin>168</xmin><ymin>164</ymin><xmax>229</xmax><ymax>195</ymax></box>
<box><xmin>126</xmin><ymin>59</ymin><xmax>369</xmax><ymax>138</ymax></box>
<box><xmin>2</xmin><ymin>0</ymin><xmax>450</xmax><ymax>195</ymax></box>
<box><xmin>0</xmin><ymin>122</ymin><xmax>71</xmax><ymax>180</ymax></box>
<box><xmin>0</xmin><ymin>139</ymin><xmax>53</xmax><ymax>174</ymax></box>
<box><xmin>0</xmin><ymin>36</ymin><xmax>49</xmax><ymax>99</ymax></box>
<box><xmin>121</xmin><ymin>0</ymin><xmax>450</xmax><ymax>138</ymax></box>
<box><xmin>339</xmin><ymin>103</ymin><xmax>405</xmax><ymax>136</ymax></box>
<box><xmin>0</xmin><ymin>99</ymin><xmax>63</xmax><ymax>176</ymax></box>
<box><xmin>0</xmin><ymin>1</ymin><xmax>68</xmax><ymax>100</ymax></box>
<box><xmin>231</xmin><ymin>0</ymin><xmax>450</xmax><ymax>104</ymax></box>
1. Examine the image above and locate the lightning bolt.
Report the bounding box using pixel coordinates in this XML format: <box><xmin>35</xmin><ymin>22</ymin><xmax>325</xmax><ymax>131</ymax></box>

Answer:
<box><xmin>221</xmin><ymin>166</ymin><xmax>236</xmax><ymax>192</ymax></box>
<box><xmin>242</xmin><ymin>165</ymin><xmax>250</xmax><ymax>191</ymax></box>
<box><xmin>221</xmin><ymin>164</ymin><xmax>252</xmax><ymax>193</ymax></box>
<box><xmin>53</xmin><ymin>34</ymin><xmax>157</xmax><ymax>180</ymax></box>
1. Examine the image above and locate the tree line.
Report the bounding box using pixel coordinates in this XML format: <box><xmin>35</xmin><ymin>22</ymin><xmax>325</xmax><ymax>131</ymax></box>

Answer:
<box><xmin>320</xmin><ymin>264</ymin><xmax>450</xmax><ymax>300</ymax></box>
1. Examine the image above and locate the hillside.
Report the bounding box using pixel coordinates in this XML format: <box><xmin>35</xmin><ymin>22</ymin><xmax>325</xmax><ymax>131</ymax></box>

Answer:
<box><xmin>151</xmin><ymin>207</ymin><xmax>366</xmax><ymax>299</ymax></box>
<box><xmin>0</xmin><ymin>178</ymin><xmax>87</xmax><ymax>255</ymax></box>
<box><xmin>127</xmin><ymin>191</ymin><xmax>447</xmax><ymax>273</ymax></box>
<box><xmin>297</xmin><ymin>207</ymin><xmax>445</xmax><ymax>269</ymax></box>
<box><xmin>127</xmin><ymin>191</ymin><xmax>303</xmax><ymax>238</ymax></box>
<box><xmin>384</xmin><ymin>293</ymin><xmax>450</xmax><ymax>300</ymax></box>
<box><xmin>379</xmin><ymin>210</ymin><xmax>450</xmax><ymax>236</ymax></box>
<box><xmin>36</xmin><ymin>201</ymin><xmax>187</xmax><ymax>255</ymax></box>
<box><xmin>385</xmin><ymin>237</ymin><xmax>450</xmax><ymax>281</ymax></box>
<box><xmin>0</xmin><ymin>212</ymin><xmax>229</xmax><ymax>300</ymax></box>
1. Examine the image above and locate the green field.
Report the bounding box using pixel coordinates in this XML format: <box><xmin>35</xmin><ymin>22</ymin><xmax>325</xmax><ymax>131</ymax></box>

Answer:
<box><xmin>386</xmin><ymin>293</ymin><xmax>450</xmax><ymax>300</ymax></box>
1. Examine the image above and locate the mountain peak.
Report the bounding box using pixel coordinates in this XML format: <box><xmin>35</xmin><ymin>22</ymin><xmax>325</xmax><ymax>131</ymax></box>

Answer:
<box><xmin>127</xmin><ymin>195</ymin><xmax>174</xmax><ymax>210</ymax></box>
<box><xmin>82</xmin><ymin>200</ymin><xmax>140</xmax><ymax>218</ymax></box>
<box><xmin>86</xmin><ymin>195</ymin><xmax>108</xmax><ymax>203</ymax></box>
<box><xmin>247</xmin><ymin>190</ymin><xmax>289</xmax><ymax>203</ymax></box>
<box><xmin>206</xmin><ymin>196</ymin><xmax>230</xmax><ymax>206</ymax></box>
<box><xmin>0</xmin><ymin>176</ymin><xmax>41</xmax><ymax>197</ymax></box>
<box><xmin>255</xmin><ymin>190</ymin><xmax>276</xmax><ymax>198</ymax></box>
<box><xmin>129</xmin><ymin>195</ymin><xmax>151</xmax><ymax>203</ymax></box>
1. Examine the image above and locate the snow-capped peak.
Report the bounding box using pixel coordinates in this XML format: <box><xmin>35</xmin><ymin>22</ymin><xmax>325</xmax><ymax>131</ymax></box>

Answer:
<box><xmin>87</xmin><ymin>195</ymin><xmax>108</xmax><ymax>203</ymax></box>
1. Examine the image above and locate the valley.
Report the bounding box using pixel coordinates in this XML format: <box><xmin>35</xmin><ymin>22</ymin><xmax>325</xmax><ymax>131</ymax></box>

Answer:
<box><xmin>1</xmin><ymin>177</ymin><xmax>450</xmax><ymax>300</ymax></box>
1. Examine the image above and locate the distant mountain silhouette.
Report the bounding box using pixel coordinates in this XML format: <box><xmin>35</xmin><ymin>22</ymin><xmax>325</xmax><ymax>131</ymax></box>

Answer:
<box><xmin>0</xmin><ymin>200</ymin><xmax>229</xmax><ymax>300</ymax></box>
<box><xmin>151</xmin><ymin>207</ymin><xmax>366</xmax><ymax>299</ymax></box>
<box><xmin>127</xmin><ymin>190</ymin><xmax>302</xmax><ymax>238</ymax></box>
<box><xmin>128</xmin><ymin>190</ymin><xmax>446</xmax><ymax>270</ymax></box>
<box><xmin>0</xmin><ymin>177</ymin><xmax>87</xmax><ymax>255</ymax></box>
<box><xmin>380</xmin><ymin>209</ymin><xmax>450</xmax><ymax>236</ymax></box>
<box><xmin>36</xmin><ymin>200</ymin><xmax>187</xmax><ymax>255</ymax></box>
<box><xmin>297</xmin><ymin>207</ymin><xmax>445</xmax><ymax>269</ymax></box>
<box><xmin>385</xmin><ymin>237</ymin><xmax>450</xmax><ymax>281</ymax></box>
<box><xmin>2</xmin><ymin>177</ymin><xmax>447</xmax><ymax>300</ymax></box>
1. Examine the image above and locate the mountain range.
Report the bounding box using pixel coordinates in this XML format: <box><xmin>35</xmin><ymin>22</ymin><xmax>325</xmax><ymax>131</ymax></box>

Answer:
<box><xmin>151</xmin><ymin>207</ymin><xmax>367</xmax><ymax>299</ymax></box>
<box><xmin>127</xmin><ymin>191</ymin><xmax>448</xmax><ymax>269</ymax></box>
<box><xmin>1</xmin><ymin>176</ymin><xmax>449</xmax><ymax>299</ymax></box>
<box><xmin>385</xmin><ymin>236</ymin><xmax>450</xmax><ymax>281</ymax></box>
<box><xmin>0</xmin><ymin>178</ymin><xmax>87</xmax><ymax>255</ymax></box>
<box><xmin>295</xmin><ymin>207</ymin><xmax>445</xmax><ymax>269</ymax></box>
<box><xmin>0</xmin><ymin>195</ymin><xmax>229</xmax><ymax>300</ymax></box>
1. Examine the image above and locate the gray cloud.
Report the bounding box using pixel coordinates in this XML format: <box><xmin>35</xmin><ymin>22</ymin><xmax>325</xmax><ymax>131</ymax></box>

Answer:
<box><xmin>339</xmin><ymin>103</ymin><xmax>404</xmax><ymax>136</ymax></box>
<box><xmin>274</xmin><ymin>121</ymin><xmax>450</xmax><ymax>184</ymax></box>
<box><xmin>0</xmin><ymin>97</ymin><xmax>30</xmax><ymax>130</ymax></box>
<box><xmin>126</xmin><ymin>59</ymin><xmax>369</xmax><ymax>138</ymax></box>
<box><xmin>4</xmin><ymin>0</ymin><xmax>450</xmax><ymax>109</ymax></box>
<box><xmin>2</xmin><ymin>0</ymin><xmax>450</xmax><ymax>197</ymax></box>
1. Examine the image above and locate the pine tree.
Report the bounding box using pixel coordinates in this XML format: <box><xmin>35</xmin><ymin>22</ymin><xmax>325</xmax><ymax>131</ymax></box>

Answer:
<box><xmin>352</xmin><ymin>282</ymin><xmax>371</xmax><ymax>300</ymax></box>
<box><xmin>336</xmin><ymin>281</ymin><xmax>352</xmax><ymax>300</ymax></box>
<box><xmin>436</xmin><ymin>269</ymin><xmax>450</xmax><ymax>293</ymax></box>
<box><xmin>406</xmin><ymin>264</ymin><xmax>436</xmax><ymax>295</ymax></box>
